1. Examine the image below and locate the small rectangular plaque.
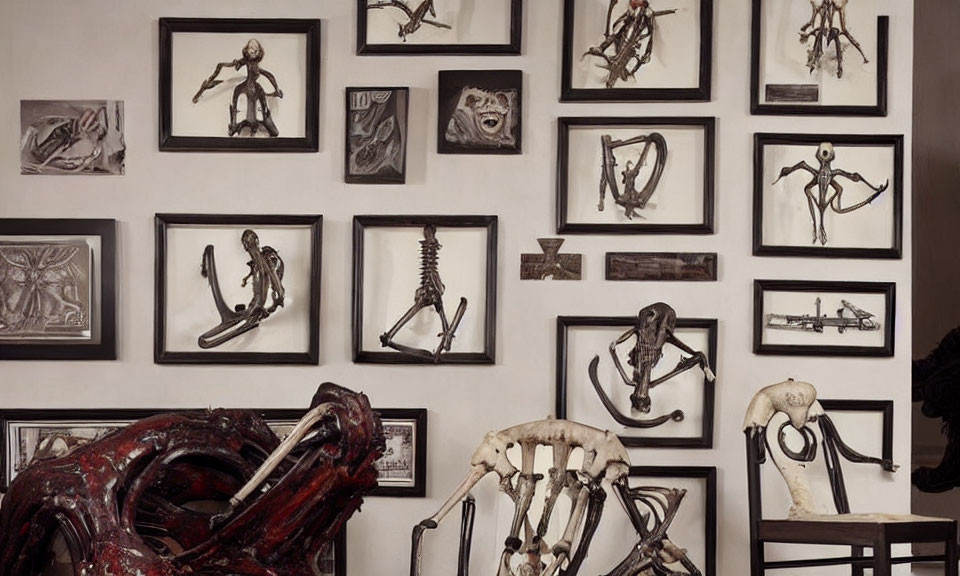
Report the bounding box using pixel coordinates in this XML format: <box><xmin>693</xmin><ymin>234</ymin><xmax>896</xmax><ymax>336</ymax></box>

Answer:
<box><xmin>605</xmin><ymin>252</ymin><xmax>717</xmax><ymax>282</ymax></box>
<box><xmin>765</xmin><ymin>84</ymin><xmax>820</xmax><ymax>103</ymax></box>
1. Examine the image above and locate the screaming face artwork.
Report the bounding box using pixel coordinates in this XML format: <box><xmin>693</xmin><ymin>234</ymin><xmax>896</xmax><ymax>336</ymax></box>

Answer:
<box><xmin>20</xmin><ymin>100</ymin><xmax>125</xmax><ymax>175</ymax></box>
<box><xmin>439</xmin><ymin>70</ymin><xmax>522</xmax><ymax>154</ymax></box>
<box><xmin>583</xmin><ymin>0</ymin><xmax>677</xmax><ymax>89</ymax></box>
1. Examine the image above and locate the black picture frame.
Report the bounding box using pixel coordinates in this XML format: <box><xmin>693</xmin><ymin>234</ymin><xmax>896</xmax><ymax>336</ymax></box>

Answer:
<box><xmin>556</xmin><ymin>316</ymin><xmax>717</xmax><ymax>449</ymax></box>
<box><xmin>356</xmin><ymin>0</ymin><xmax>523</xmax><ymax>55</ymax></box>
<box><xmin>560</xmin><ymin>0</ymin><xmax>713</xmax><ymax>102</ymax></box>
<box><xmin>753</xmin><ymin>133</ymin><xmax>904</xmax><ymax>259</ymax></box>
<box><xmin>154</xmin><ymin>214</ymin><xmax>322</xmax><ymax>365</ymax></box>
<box><xmin>352</xmin><ymin>215</ymin><xmax>498</xmax><ymax>364</ymax></box>
<box><xmin>0</xmin><ymin>219</ymin><xmax>116</xmax><ymax>361</ymax></box>
<box><xmin>753</xmin><ymin>279</ymin><xmax>896</xmax><ymax>357</ymax></box>
<box><xmin>437</xmin><ymin>70</ymin><xmax>523</xmax><ymax>155</ymax></box>
<box><xmin>750</xmin><ymin>0</ymin><xmax>888</xmax><ymax>117</ymax></box>
<box><xmin>819</xmin><ymin>399</ymin><xmax>894</xmax><ymax>464</ymax></box>
<box><xmin>345</xmin><ymin>87</ymin><xmax>410</xmax><ymax>184</ymax></box>
<box><xmin>368</xmin><ymin>408</ymin><xmax>428</xmax><ymax>497</ymax></box>
<box><xmin>557</xmin><ymin>116</ymin><xmax>715</xmax><ymax>235</ymax></box>
<box><xmin>158</xmin><ymin>18</ymin><xmax>322</xmax><ymax>152</ymax></box>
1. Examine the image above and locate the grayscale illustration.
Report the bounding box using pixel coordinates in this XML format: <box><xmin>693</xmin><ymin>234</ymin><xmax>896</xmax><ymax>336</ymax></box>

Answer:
<box><xmin>584</xmin><ymin>0</ymin><xmax>677</xmax><ymax>89</ymax></box>
<box><xmin>367</xmin><ymin>0</ymin><xmax>451</xmax><ymax>41</ymax></box>
<box><xmin>444</xmin><ymin>86</ymin><xmax>518</xmax><ymax>150</ymax></box>
<box><xmin>766</xmin><ymin>297</ymin><xmax>880</xmax><ymax>333</ymax></box>
<box><xmin>347</xmin><ymin>88</ymin><xmax>408</xmax><ymax>183</ymax></box>
<box><xmin>20</xmin><ymin>100</ymin><xmax>125</xmax><ymax>175</ymax></box>
<box><xmin>378</xmin><ymin>421</ymin><xmax>415</xmax><ymax>482</ymax></box>
<box><xmin>800</xmin><ymin>0</ymin><xmax>869</xmax><ymax>79</ymax></box>
<box><xmin>599</xmin><ymin>132</ymin><xmax>667</xmax><ymax>219</ymax></box>
<box><xmin>12</xmin><ymin>424</ymin><xmax>120</xmax><ymax>480</ymax></box>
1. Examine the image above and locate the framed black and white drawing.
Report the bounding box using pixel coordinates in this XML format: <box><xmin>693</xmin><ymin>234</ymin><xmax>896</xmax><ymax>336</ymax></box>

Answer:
<box><xmin>561</xmin><ymin>0</ymin><xmax>713</xmax><ymax>102</ymax></box>
<box><xmin>345</xmin><ymin>87</ymin><xmax>409</xmax><ymax>184</ymax></box>
<box><xmin>556</xmin><ymin>316</ymin><xmax>717</xmax><ymax>448</ymax></box>
<box><xmin>754</xmin><ymin>133</ymin><xmax>903</xmax><ymax>259</ymax></box>
<box><xmin>20</xmin><ymin>100</ymin><xmax>125</xmax><ymax>175</ymax></box>
<box><xmin>751</xmin><ymin>0</ymin><xmax>888</xmax><ymax>116</ymax></box>
<box><xmin>557</xmin><ymin>117</ymin><xmax>715</xmax><ymax>234</ymax></box>
<box><xmin>159</xmin><ymin>18</ymin><xmax>321</xmax><ymax>152</ymax></box>
<box><xmin>754</xmin><ymin>280</ymin><xmax>896</xmax><ymax>357</ymax></box>
<box><xmin>154</xmin><ymin>214</ymin><xmax>322</xmax><ymax>365</ymax></box>
<box><xmin>352</xmin><ymin>215</ymin><xmax>498</xmax><ymax>364</ymax></box>
<box><xmin>357</xmin><ymin>0</ymin><xmax>522</xmax><ymax>55</ymax></box>
<box><xmin>0</xmin><ymin>219</ymin><xmax>116</xmax><ymax>361</ymax></box>
<box><xmin>438</xmin><ymin>70</ymin><xmax>522</xmax><ymax>154</ymax></box>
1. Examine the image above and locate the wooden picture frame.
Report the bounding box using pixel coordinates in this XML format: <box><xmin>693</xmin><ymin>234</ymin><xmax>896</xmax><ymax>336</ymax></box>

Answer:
<box><xmin>345</xmin><ymin>87</ymin><xmax>410</xmax><ymax>184</ymax></box>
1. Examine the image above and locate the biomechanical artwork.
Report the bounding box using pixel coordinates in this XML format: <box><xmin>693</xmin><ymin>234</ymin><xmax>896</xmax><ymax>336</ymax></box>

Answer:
<box><xmin>800</xmin><ymin>0</ymin><xmax>869</xmax><ymax>79</ymax></box>
<box><xmin>10</xmin><ymin>424</ymin><xmax>121</xmax><ymax>484</ymax></box>
<box><xmin>605</xmin><ymin>252</ymin><xmax>717</xmax><ymax>282</ymax></box>
<box><xmin>0</xmin><ymin>382</ymin><xmax>384</xmax><ymax>576</ymax></box>
<box><xmin>598</xmin><ymin>132</ymin><xmax>667</xmax><ymax>219</ymax></box>
<box><xmin>440</xmin><ymin>70</ymin><xmax>522</xmax><ymax>153</ymax></box>
<box><xmin>584</xmin><ymin>0</ymin><xmax>677</xmax><ymax>89</ymax></box>
<box><xmin>766</xmin><ymin>297</ymin><xmax>879</xmax><ymax>334</ymax></box>
<box><xmin>193</xmin><ymin>38</ymin><xmax>284</xmax><ymax>137</ymax></box>
<box><xmin>347</xmin><ymin>88</ymin><xmax>408</xmax><ymax>183</ymax></box>
<box><xmin>378</xmin><ymin>421</ymin><xmax>415</xmax><ymax>482</ymax></box>
<box><xmin>20</xmin><ymin>100</ymin><xmax>125</xmax><ymax>175</ymax></box>
<box><xmin>0</xmin><ymin>241</ymin><xmax>91</xmax><ymax>340</ymax></box>
<box><xmin>913</xmin><ymin>326</ymin><xmax>960</xmax><ymax>493</ymax></box>
<box><xmin>520</xmin><ymin>238</ymin><xmax>582</xmax><ymax>281</ymax></box>
<box><xmin>366</xmin><ymin>0</ymin><xmax>451</xmax><ymax>41</ymax></box>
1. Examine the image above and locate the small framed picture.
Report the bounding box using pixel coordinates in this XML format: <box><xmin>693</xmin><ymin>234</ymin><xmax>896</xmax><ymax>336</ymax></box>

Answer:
<box><xmin>438</xmin><ymin>70</ymin><xmax>522</xmax><ymax>155</ymax></box>
<box><xmin>754</xmin><ymin>280</ymin><xmax>896</xmax><ymax>357</ymax></box>
<box><xmin>154</xmin><ymin>214</ymin><xmax>322</xmax><ymax>365</ymax></box>
<box><xmin>159</xmin><ymin>18</ymin><xmax>321</xmax><ymax>152</ymax></box>
<box><xmin>561</xmin><ymin>0</ymin><xmax>713</xmax><ymax>102</ymax></box>
<box><xmin>345</xmin><ymin>87</ymin><xmax>409</xmax><ymax>184</ymax></box>
<box><xmin>353</xmin><ymin>215</ymin><xmax>498</xmax><ymax>364</ymax></box>
<box><xmin>20</xmin><ymin>100</ymin><xmax>125</xmax><ymax>175</ymax></box>
<box><xmin>558</xmin><ymin>117</ymin><xmax>715</xmax><ymax>234</ymax></box>
<box><xmin>754</xmin><ymin>133</ymin><xmax>903</xmax><ymax>259</ymax></box>
<box><xmin>357</xmin><ymin>0</ymin><xmax>522</xmax><ymax>55</ymax></box>
<box><xmin>0</xmin><ymin>219</ymin><xmax>116</xmax><ymax>361</ymax></box>
<box><xmin>751</xmin><ymin>0</ymin><xmax>888</xmax><ymax>116</ymax></box>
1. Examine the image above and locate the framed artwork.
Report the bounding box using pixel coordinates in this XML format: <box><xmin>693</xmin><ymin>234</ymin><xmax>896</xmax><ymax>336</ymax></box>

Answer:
<box><xmin>352</xmin><ymin>215</ymin><xmax>498</xmax><ymax>364</ymax></box>
<box><xmin>605</xmin><ymin>252</ymin><xmax>717</xmax><ymax>281</ymax></box>
<box><xmin>754</xmin><ymin>133</ymin><xmax>903</xmax><ymax>259</ymax></box>
<box><xmin>750</xmin><ymin>0</ymin><xmax>888</xmax><ymax>116</ymax></box>
<box><xmin>345</xmin><ymin>87</ymin><xmax>409</xmax><ymax>184</ymax></box>
<box><xmin>20</xmin><ymin>100</ymin><xmax>125</xmax><ymax>175</ymax></box>
<box><xmin>159</xmin><ymin>18</ymin><xmax>322</xmax><ymax>152</ymax></box>
<box><xmin>560</xmin><ymin>0</ymin><xmax>713</xmax><ymax>102</ymax></box>
<box><xmin>556</xmin><ymin>316</ymin><xmax>717</xmax><ymax>448</ymax></box>
<box><xmin>154</xmin><ymin>214</ymin><xmax>322</xmax><ymax>365</ymax></box>
<box><xmin>0</xmin><ymin>219</ymin><xmax>116</xmax><ymax>361</ymax></box>
<box><xmin>356</xmin><ymin>0</ymin><xmax>522</xmax><ymax>55</ymax></box>
<box><xmin>437</xmin><ymin>70</ymin><xmax>522</xmax><ymax>154</ymax></box>
<box><xmin>557</xmin><ymin>117</ymin><xmax>715</xmax><ymax>234</ymax></box>
<box><xmin>754</xmin><ymin>280</ymin><xmax>896</xmax><ymax>357</ymax></box>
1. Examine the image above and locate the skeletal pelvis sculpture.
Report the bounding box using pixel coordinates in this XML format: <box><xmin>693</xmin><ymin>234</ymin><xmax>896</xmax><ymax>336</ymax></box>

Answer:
<box><xmin>800</xmin><ymin>0</ymin><xmax>869</xmax><ymax>79</ymax></box>
<box><xmin>410</xmin><ymin>419</ymin><xmax>702</xmax><ymax>576</ymax></box>
<box><xmin>583</xmin><ymin>0</ymin><xmax>677</xmax><ymax>89</ymax></box>
<box><xmin>0</xmin><ymin>382</ymin><xmax>385</xmax><ymax>575</ymax></box>
<box><xmin>598</xmin><ymin>132</ymin><xmax>667</xmax><ymax>220</ymax></box>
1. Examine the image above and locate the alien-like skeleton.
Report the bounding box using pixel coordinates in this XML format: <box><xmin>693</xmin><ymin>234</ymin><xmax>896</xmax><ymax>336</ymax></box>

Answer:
<box><xmin>773</xmin><ymin>142</ymin><xmax>888</xmax><ymax>246</ymax></box>
<box><xmin>193</xmin><ymin>39</ymin><xmax>284</xmax><ymax>137</ymax></box>
<box><xmin>800</xmin><ymin>0</ymin><xmax>869</xmax><ymax>79</ymax></box>
<box><xmin>598</xmin><ymin>132</ymin><xmax>667</xmax><ymax>220</ymax></box>
<box><xmin>367</xmin><ymin>0</ymin><xmax>451</xmax><ymax>41</ymax></box>
<box><xmin>198</xmin><ymin>229</ymin><xmax>285</xmax><ymax>349</ymax></box>
<box><xmin>583</xmin><ymin>0</ymin><xmax>677</xmax><ymax>89</ymax></box>
<box><xmin>380</xmin><ymin>225</ymin><xmax>467</xmax><ymax>362</ymax></box>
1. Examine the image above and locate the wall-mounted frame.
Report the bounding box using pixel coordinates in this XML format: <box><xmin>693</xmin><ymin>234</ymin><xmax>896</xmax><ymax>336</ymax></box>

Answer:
<box><xmin>345</xmin><ymin>87</ymin><xmax>409</xmax><ymax>184</ymax></box>
<box><xmin>605</xmin><ymin>252</ymin><xmax>717</xmax><ymax>281</ymax></box>
<box><xmin>819</xmin><ymin>399</ymin><xmax>894</xmax><ymax>464</ymax></box>
<box><xmin>0</xmin><ymin>219</ymin><xmax>116</xmax><ymax>361</ymax></box>
<box><xmin>557</xmin><ymin>117</ymin><xmax>715</xmax><ymax>235</ymax></box>
<box><xmin>754</xmin><ymin>133</ymin><xmax>903</xmax><ymax>259</ymax></box>
<box><xmin>556</xmin><ymin>316</ymin><xmax>717</xmax><ymax>448</ymax></box>
<box><xmin>561</xmin><ymin>0</ymin><xmax>713</xmax><ymax>102</ymax></box>
<box><xmin>155</xmin><ymin>214</ymin><xmax>322</xmax><ymax>365</ymax></box>
<box><xmin>754</xmin><ymin>280</ymin><xmax>896</xmax><ymax>357</ymax></box>
<box><xmin>159</xmin><ymin>18</ymin><xmax>321</xmax><ymax>152</ymax></box>
<box><xmin>438</xmin><ymin>70</ymin><xmax>522</xmax><ymax>155</ymax></box>
<box><xmin>356</xmin><ymin>0</ymin><xmax>522</xmax><ymax>55</ymax></box>
<box><xmin>750</xmin><ymin>0</ymin><xmax>888</xmax><ymax>116</ymax></box>
<box><xmin>352</xmin><ymin>215</ymin><xmax>498</xmax><ymax>364</ymax></box>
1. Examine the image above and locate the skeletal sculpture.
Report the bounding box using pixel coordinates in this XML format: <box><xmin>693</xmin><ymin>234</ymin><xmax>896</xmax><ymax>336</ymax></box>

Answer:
<box><xmin>367</xmin><ymin>0</ymin><xmax>451</xmax><ymax>41</ymax></box>
<box><xmin>410</xmin><ymin>419</ymin><xmax>702</xmax><ymax>576</ymax></box>
<box><xmin>199</xmin><ymin>229</ymin><xmax>285</xmax><ymax>349</ymax></box>
<box><xmin>773</xmin><ymin>142</ymin><xmax>888</xmax><ymax>246</ymax></box>
<box><xmin>583</xmin><ymin>0</ymin><xmax>677</xmax><ymax>89</ymax></box>
<box><xmin>766</xmin><ymin>297</ymin><xmax>879</xmax><ymax>334</ymax></box>
<box><xmin>193</xmin><ymin>38</ymin><xmax>284</xmax><ymax>137</ymax></box>
<box><xmin>598</xmin><ymin>132</ymin><xmax>667</xmax><ymax>219</ymax></box>
<box><xmin>800</xmin><ymin>0</ymin><xmax>869</xmax><ymax>79</ymax></box>
<box><xmin>380</xmin><ymin>225</ymin><xmax>467</xmax><ymax>361</ymax></box>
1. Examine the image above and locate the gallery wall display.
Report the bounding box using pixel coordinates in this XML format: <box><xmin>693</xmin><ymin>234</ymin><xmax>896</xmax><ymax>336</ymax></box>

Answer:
<box><xmin>345</xmin><ymin>87</ymin><xmax>410</xmax><ymax>184</ymax></box>
<box><xmin>437</xmin><ymin>70</ymin><xmax>522</xmax><ymax>154</ymax></box>
<box><xmin>754</xmin><ymin>133</ymin><xmax>903</xmax><ymax>259</ymax></box>
<box><xmin>750</xmin><ymin>0</ymin><xmax>889</xmax><ymax>116</ymax></box>
<box><xmin>154</xmin><ymin>214</ymin><xmax>322</xmax><ymax>364</ymax></box>
<box><xmin>20</xmin><ymin>100</ymin><xmax>125</xmax><ymax>175</ymax></box>
<box><xmin>520</xmin><ymin>238</ymin><xmax>582</xmax><ymax>281</ymax></box>
<box><xmin>605</xmin><ymin>252</ymin><xmax>717</xmax><ymax>281</ymax></box>
<box><xmin>353</xmin><ymin>215</ymin><xmax>498</xmax><ymax>364</ymax></box>
<box><xmin>159</xmin><ymin>18</ymin><xmax>322</xmax><ymax>152</ymax></box>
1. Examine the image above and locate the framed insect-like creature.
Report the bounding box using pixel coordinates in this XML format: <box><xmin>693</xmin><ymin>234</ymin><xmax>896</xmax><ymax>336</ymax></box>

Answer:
<box><xmin>438</xmin><ymin>70</ymin><xmax>522</xmax><ymax>155</ymax></box>
<box><xmin>754</xmin><ymin>133</ymin><xmax>903</xmax><ymax>259</ymax></box>
<box><xmin>345</xmin><ymin>87</ymin><xmax>409</xmax><ymax>184</ymax></box>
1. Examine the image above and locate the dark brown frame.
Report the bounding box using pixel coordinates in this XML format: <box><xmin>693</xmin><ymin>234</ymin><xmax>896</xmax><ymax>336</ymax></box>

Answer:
<box><xmin>352</xmin><ymin>215</ymin><xmax>498</xmax><ymax>364</ymax></box>
<box><xmin>556</xmin><ymin>316</ymin><xmax>717</xmax><ymax>448</ymax></box>
<box><xmin>0</xmin><ymin>219</ymin><xmax>116</xmax><ymax>361</ymax></box>
<box><xmin>437</xmin><ymin>70</ymin><xmax>523</xmax><ymax>155</ymax></box>
<box><xmin>753</xmin><ymin>133</ymin><xmax>904</xmax><ymax>259</ymax></box>
<box><xmin>344</xmin><ymin>87</ymin><xmax>410</xmax><ymax>184</ymax></box>
<box><xmin>154</xmin><ymin>214</ymin><xmax>322</xmax><ymax>365</ymax></box>
<box><xmin>159</xmin><ymin>18</ymin><xmax>322</xmax><ymax>152</ymax></box>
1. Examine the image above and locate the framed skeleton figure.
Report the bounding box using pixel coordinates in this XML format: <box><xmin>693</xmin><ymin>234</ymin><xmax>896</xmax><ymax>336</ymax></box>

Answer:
<box><xmin>352</xmin><ymin>215</ymin><xmax>498</xmax><ymax>364</ymax></box>
<box><xmin>20</xmin><ymin>100</ymin><xmax>125</xmax><ymax>175</ymax></box>
<box><xmin>345</xmin><ymin>87</ymin><xmax>409</xmax><ymax>184</ymax></box>
<box><xmin>754</xmin><ymin>280</ymin><xmax>895</xmax><ymax>357</ymax></box>
<box><xmin>754</xmin><ymin>133</ymin><xmax>903</xmax><ymax>259</ymax></box>
<box><xmin>751</xmin><ymin>0</ymin><xmax>889</xmax><ymax>116</ymax></box>
<box><xmin>357</xmin><ymin>0</ymin><xmax>522</xmax><ymax>55</ymax></box>
<box><xmin>0</xmin><ymin>219</ymin><xmax>116</xmax><ymax>361</ymax></box>
<box><xmin>437</xmin><ymin>70</ymin><xmax>522</xmax><ymax>154</ymax></box>
<box><xmin>561</xmin><ymin>0</ymin><xmax>713</xmax><ymax>102</ymax></box>
<box><xmin>159</xmin><ymin>18</ymin><xmax>321</xmax><ymax>152</ymax></box>
<box><xmin>558</xmin><ymin>117</ymin><xmax>714</xmax><ymax>234</ymax></box>
<box><xmin>154</xmin><ymin>214</ymin><xmax>322</xmax><ymax>365</ymax></box>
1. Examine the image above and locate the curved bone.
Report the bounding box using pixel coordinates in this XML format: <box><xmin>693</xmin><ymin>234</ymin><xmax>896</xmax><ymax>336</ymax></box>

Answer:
<box><xmin>743</xmin><ymin>378</ymin><xmax>823</xmax><ymax>432</ymax></box>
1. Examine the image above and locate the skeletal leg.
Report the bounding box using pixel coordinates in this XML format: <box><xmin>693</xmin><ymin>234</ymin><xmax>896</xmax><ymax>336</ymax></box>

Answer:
<box><xmin>434</xmin><ymin>297</ymin><xmax>467</xmax><ymax>358</ymax></box>
<box><xmin>562</xmin><ymin>483</ymin><xmax>607</xmax><ymax>576</ymax></box>
<box><xmin>229</xmin><ymin>84</ymin><xmax>244</xmax><ymax>135</ymax></box>
<box><xmin>504</xmin><ymin>442</ymin><xmax>541</xmax><ymax>554</ymax></box>
<box><xmin>542</xmin><ymin>480</ymin><xmax>588</xmax><ymax>576</ymax></box>
<box><xmin>536</xmin><ymin>442</ymin><xmax>573</xmax><ymax>539</ymax></box>
<box><xmin>381</xmin><ymin>301</ymin><xmax>427</xmax><ymax>346</ymax></box>
<box><xmin>802</xmin><ymin>180</ymin><xmax>820</xmax><ymax>244</ymax></box>
<box><xmin>838</xmin><ymin>9</ymin><xmax>869</xmax><ymax>63</ymax></box>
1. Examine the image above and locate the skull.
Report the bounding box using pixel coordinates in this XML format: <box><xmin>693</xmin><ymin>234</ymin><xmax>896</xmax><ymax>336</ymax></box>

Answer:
<box><xmin>817</xmin><ymin>142</ymin><xmax>836</xmax><ymax>164</ymax></box>
<box><xmin>242</xmin><ymin>39</ymin><xmax>263</xmax><ymax>62</ymax></box>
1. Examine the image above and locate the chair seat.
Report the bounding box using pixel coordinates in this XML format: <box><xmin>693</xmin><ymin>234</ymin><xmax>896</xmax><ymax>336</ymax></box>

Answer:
<box><xmin>792</xmin><ymin>513</ymin><xmax>953</xmax><ymax>524</ymax></box>
<box><xmin>758</xmin><ymin>517</ymin><xmax>957</xmax><ymax>546</ymax></box>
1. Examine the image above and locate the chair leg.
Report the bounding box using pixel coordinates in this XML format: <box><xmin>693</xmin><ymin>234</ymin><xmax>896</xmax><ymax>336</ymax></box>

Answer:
<box><xmin>873</xmin><ymin>538</ymin><xmax>892</xmax><ymax>576</ymax></box>
<box><xmin>947</xmin><ymin>527</ymin><xmax>959</xmax><ymax>576</ymax></box>
<box><xmin>850</xmin><ymin>545</ymin><xmax>865</xmax><ymax>576</ymax></box>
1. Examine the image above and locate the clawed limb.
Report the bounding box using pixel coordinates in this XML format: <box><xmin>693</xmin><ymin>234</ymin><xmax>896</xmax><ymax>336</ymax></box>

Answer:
<box><xmin>368</xmin><ymin>0</ymin><xmax>451</xmax><ymax>41</ymax></box>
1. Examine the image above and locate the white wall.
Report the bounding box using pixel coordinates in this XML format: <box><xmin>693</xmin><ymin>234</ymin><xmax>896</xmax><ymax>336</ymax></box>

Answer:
<box><xmin>0</xmin><ymin>1</ymin><xmax>915</xmax><ymax>575</ymax></box>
